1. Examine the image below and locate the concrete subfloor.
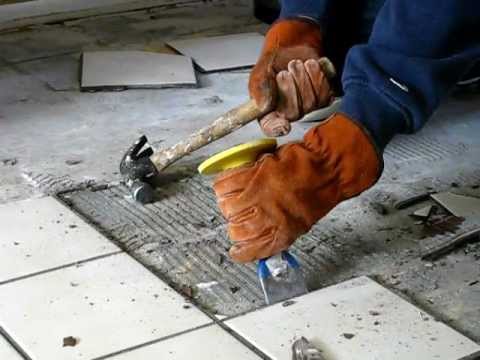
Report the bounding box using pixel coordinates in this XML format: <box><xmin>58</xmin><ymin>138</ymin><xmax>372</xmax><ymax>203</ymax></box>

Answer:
<box><xmin>1</xmin><ymin>0</ymin><xmax>480</xmax><ymax>349</ymax></box>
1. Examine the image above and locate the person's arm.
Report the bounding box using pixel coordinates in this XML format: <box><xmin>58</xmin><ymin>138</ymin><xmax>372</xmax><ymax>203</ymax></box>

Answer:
<box><xmin>340</xmin><ymin>0</ymin><xmax>480</xmax><ymax>149</ymax></box>
<box><xmin>249</xmin><ymin>1</ymin><xmax>336</xmax><ymax>137</ymax></box>
<box><xmin>279</xmin><ymin>0</ymin><xmax>332</xmax><ymax>25</ymax></box>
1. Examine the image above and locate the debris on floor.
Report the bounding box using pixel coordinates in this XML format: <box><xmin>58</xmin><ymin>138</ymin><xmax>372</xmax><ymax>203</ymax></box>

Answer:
<box><xmin>421</xmin><ymin>227</ymin><xmax>480</xmax><ymax>261</ymax></box>
<box><xmin>1</xmin><ymin>158</ymin><xmax>17</xmax><ymax>166</ymax></box>
<box><xmin>62</xmin><ymin>336</ymin><xmax>79</xmax><ymax>347</ymax></box>
<box><xmin>65</xmin><ymin>159</ymin><xmax>83</xmax><ymax>166</ymax></box>
<box><xmin>80</xmin><ymin>51</ymin><xmax>197</xmax><ymax>91</ymax></box>
<box><xmin>394</xmin><ymin>192</ymin><xmax>432</xmax><ymax>210</ymax></box>
<box><xmin>431</xmin><ymin>192</ymin><xmax>480</xmax><ymax>218</ymax></box>
<box><xmin>411</xmin><ymin>205</ymin><xmax>436</xmax><ymax>219</ymax></box>
<box><xmin>166</xmin><ymin>33</ymin><xmax>264</xmax><ymax>72</ymax></box>
<box><xmin>370</xmin><ymin>201</ymin><xmax>389</xmax><ymax>215</ymax></box>
<box><xmin>225</xmin><ymin>276</ymin><xmax>480</xmax><ymax>360</ymax></box>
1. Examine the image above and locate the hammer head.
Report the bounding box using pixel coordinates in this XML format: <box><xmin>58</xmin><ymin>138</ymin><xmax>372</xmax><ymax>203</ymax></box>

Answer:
<box><xmin>120</xmin><ymin>135</ymin><xmax>158</xmax><ymax>204</ymax></box>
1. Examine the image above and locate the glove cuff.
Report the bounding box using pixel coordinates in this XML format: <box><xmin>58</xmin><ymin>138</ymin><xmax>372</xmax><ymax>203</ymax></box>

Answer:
<box><xmin>303</xmin><ymin>113</ymin><xmax>383</xmax><ymax>199</ymax></box>
<box><xmin>262</xmin><ymin>18</ymin><xmax>324</xmax><ymax>56</ymax></box>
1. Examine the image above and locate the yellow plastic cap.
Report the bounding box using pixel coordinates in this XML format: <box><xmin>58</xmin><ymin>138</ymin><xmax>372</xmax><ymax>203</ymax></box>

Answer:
<box><xmin>198</xmin><ymin>139</ymin><xmax>277</xmax><ymax>175</ymax></box>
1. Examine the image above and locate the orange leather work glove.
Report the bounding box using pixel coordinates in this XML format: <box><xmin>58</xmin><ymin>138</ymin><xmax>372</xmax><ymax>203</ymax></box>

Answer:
<box><xmin>213</xmin><ymin>113</ymin><xmax>382</xmax><ymax>263</ymax></box>
<box><xmin>250</xmin><ymin>18</ymin><xmax>335</xmax><ymax>137</ymax></box>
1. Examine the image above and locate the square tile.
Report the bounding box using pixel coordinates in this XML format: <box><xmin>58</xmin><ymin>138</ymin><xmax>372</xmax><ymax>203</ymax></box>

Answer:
<box><xmin>80</xmin><ymin>51</ymin><xmax>197</xmax><ymax>90</ymax></box>
<box><xmin>0</xmin><ymin>253</ymin><xmax>211</xmax><ymax>360</ymax></box>
<box><xmin>167</xmin><ymin>33</ymin><xmax>264</xmax><ymax>72</ymax></box>
<box><xmin>109</xmin><ymin>325</ymin><xmax>260</xmax><ymax>360</ymax></box>
<box><xmin>226</xmin><ymin>276</ymin><xmax>480</xmax><ymax>360</ymax></box>
<box><xmin>0</xmin><ymin>334</ymin><xmax>23</xmax><ymax>360</ymax></box>
<box><xmin>0</xmin><ymin>197</ymin><xmax>119</xmax><ymax>283</ymax></box>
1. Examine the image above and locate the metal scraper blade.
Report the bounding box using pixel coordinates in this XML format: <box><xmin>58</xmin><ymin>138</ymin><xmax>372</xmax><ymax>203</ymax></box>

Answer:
<box><xmin>258</xmin><ymin>251</ymin><xmax>308</xmax><ymax>305</ymax></box>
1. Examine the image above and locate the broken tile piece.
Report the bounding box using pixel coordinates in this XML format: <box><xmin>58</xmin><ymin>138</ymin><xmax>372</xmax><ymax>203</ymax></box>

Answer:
<box><xmin>0</xmin><ymin>253</ymin><xmax>211</xmax><ymax>360</ymax></box>
<box><xmin>108</xmin><ymin>325</ymin><xmax>260</xmax><ymax>360</ymax></box>
<box><xmin>431</xmin><ymin>192</ymin><xmax>480</xmax><ymax>218</ymax></box>
<box><xmin>80</xmin><ymin>51</ymin><xmax>197</xmax><ymax>90</ymax></box>
<box><xmin>166</xmin><ymin>33</ymin><xmax>264</xmax><ymax>72</ymax></box>
<box><xmin>412</xmin><ymin>205</ymin><xmax>434</xmax><ymax>219</ymax></box>
<box><xmin>225</xmin><ymin>276</ymin><xmax>480</xmax><ymax>360</ymax></box>
<box><xmin>0</xmin><ymin>197</ymin><xmax>119</xmax><ymax>283</ymax></box>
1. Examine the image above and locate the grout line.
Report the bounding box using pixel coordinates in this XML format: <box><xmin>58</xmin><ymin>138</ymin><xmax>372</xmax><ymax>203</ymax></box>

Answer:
<box><xmin>54</xmin><ymin>191</ymin><xmax>273</xmax><ymax>359</ymax></box>
<box><xmin>90</xmin><ymin>241</ymin><xmax>274</xmax><ymax>359</ymax></box>
<box><xmin>53</xmin><ymin>191</ymin><xmax>273</xmax><ymax>358</ymax></box>
<box><xmin>93</xmin><ymin>319</ymin><xmax>273</xmax><ymax>360</ymax></box>
<box><xmin>0</xmin><ymin>327</ymin><xmax>32</xmax><ymax>360</ymax></box>
<box><xmin>0</xmin><ymin>251</ymin><xmax>123</xmax><ymax>286</ymax></box>
<box><xmin>211</xmin><ymin>319</ymin><xmax>272</xmax><ymax>360</ymax></box>
<box><xmin>91</xmin><ymin>323</ymin><xmax>213</xmax><ymax>360</ymax></box>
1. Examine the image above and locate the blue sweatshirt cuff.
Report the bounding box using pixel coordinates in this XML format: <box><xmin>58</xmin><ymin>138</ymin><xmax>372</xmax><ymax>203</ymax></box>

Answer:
<box><xmin>279</xmin><ymin>0</ymin><xmax>331</xmax><ymax>25</ymax></box>
<box><xmin>339</xmin><ymin>83</ymin><xmax>408</xmax><ymax>150</ymax></box>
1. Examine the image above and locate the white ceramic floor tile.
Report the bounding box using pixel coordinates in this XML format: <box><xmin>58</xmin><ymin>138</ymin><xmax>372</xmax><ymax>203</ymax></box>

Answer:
<box><xmin>0</xmin><ymin>197</ymin><xmax>119</xmax><ymax>283</ymax></box>
<box><xmin>81</xmin><ymin>51</ymin><xmax>197</xmax><ymax>90</ymax></box>
<box><xmin>109</xmin><ymin>325</ymin><xmax>260</xmax><ymax>360</ymax></box>
<box><xmin>0</xmin><ymin>253</ymin><xmax>211</xmax><ymax>360</ymax></box>
<box><xmin>167</xmin><ymin>33</ymin><xmax>264</xmax><ymax>72</ymax></box>
<box><xmin>0</xmin><ymin>334</ymin><xmax>23</xmax><ymax>360</ymax></box>
<box><xmin>226</xmin><ymin>276</ymin><xmax>480</xmax><ymax>360</ymax></box>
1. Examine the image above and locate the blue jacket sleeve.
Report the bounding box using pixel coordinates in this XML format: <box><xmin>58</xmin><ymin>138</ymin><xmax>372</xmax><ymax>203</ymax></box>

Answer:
<box><xmin>340</xmin><ymin>0</ymin><xmax>480</xmax><ymax>149</ymax></box>
<box><xmin>279</xmin><ymin>0</ymin><xmax>331</xmax><ymax>24</ymax></box>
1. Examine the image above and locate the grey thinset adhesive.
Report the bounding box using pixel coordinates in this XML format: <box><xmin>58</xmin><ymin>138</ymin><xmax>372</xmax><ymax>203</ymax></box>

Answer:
<box><xmin>59</xmin><ymin>173</ymin><xmax>480</xmax><ymax>317</ymax></box>
<box><xmin>56</xmin><ymin>127</ymin><xmax>480</xmax><ymax>342</ymax></box>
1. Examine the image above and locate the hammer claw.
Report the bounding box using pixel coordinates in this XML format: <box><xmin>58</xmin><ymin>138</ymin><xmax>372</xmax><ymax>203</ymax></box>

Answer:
<box><xmin>129</xmin><ymin>135</ymin><xmax>148</xmax><ymax>160</ymax></box>
<box><xmin>137</xmin><ymin>147</ymin><xmax>154</xmax><ymax>159</ymax></box>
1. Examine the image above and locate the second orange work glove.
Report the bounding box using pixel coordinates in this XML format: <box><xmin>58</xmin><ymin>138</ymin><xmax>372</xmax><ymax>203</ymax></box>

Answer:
<box><xmin>249</xmin><ymin>18</ymin><xmax>335</xmax><ymax>137</ymax></box>
<box><xmin>213</xmin><ymin>113</ymin><xmax>382</xmax><ymax>263</ymax></box>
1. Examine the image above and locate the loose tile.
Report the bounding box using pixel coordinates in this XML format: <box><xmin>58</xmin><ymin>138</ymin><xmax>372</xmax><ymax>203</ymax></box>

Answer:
<box><xmin>109</xmin><ymin>325</ymin><xmax>260</xmax><ymax>360</ymax></box>
<box><xmin>166</xmin><ymin>33</ymin><xmax>264</xmax><ymax>72</ymax></box>
<box><xmin>226</xmin><ymin>276</ymin><xmax>480</xmax><ymax>360</ymax></box>
<box><xmin>80</xmin><ymin>51</ymin><xmax>197</xmax><ymax>90</ymax></box>
<box><xmin>0</xmin><ymin>253</ymin><xmax>211</xmax><ymax>360</ymax></box>
<box><xmin>0</xmin><ymin>334</ymin><xmax>23</xmax><ymax>360</ymax></box>
<box><xmin>0</xmin><ymin>197</ymin><xmax>119</xmax><ymax>283</ymax></box>
<box><xmin>431</xmin><ymin>192</ymin><xmax>480</xmax><ymax>218</ymax></box>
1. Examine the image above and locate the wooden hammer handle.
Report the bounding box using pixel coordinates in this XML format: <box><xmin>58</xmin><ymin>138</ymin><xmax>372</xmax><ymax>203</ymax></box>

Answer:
<box><xmin>150</xmin><ymin>99</ymin><xmax>263</xmax><ymax>171</ymax></box>
<box><xmin>149</xmin><ymin>57</ymin><xmax>336</xmax><ymax>172</ymax></box>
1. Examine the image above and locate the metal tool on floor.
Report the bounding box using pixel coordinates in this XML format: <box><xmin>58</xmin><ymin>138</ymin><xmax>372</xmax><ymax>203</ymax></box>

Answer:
<box><xmin>197</xmin><ymin>139</ymin><xmax>308</xmax><ymax>304</ymax></box>
<box><xmin>119</xmin><ymin>58</ymin><xmax>336</xmax><ymax>204</ymax></box>
<box><xmin>292</xmin><ymin>337</ymin><xmax>326</xmax><ymax>360</ymax></box>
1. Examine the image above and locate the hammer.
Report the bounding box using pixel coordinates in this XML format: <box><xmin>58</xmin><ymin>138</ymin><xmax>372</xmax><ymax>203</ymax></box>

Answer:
<box><xmin>120</xmin><ymin>58</ymin><xmax>335</xmax><ymax>203</ymax></box>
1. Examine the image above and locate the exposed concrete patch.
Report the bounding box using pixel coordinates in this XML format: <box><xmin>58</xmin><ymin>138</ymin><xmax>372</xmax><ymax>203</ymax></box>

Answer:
<box><xmin>59</xmin><ymin>167</ymin><xmax>480</xmax><ymax>344</ymax></box>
